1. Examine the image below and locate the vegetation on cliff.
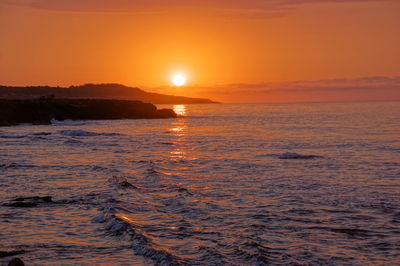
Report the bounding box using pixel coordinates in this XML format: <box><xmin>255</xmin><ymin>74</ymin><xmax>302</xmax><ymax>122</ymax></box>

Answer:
<box><xmin>0</xmin><ymin>83</ymin><xmax>216</xmax><ymax>104</ymax></box>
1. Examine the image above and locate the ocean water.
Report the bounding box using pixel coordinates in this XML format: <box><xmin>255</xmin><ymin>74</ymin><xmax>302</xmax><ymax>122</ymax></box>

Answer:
<box><xmin>0</xmin><ymin>102</ymin><xmax>399</xmax><ymax>265</ymax></box>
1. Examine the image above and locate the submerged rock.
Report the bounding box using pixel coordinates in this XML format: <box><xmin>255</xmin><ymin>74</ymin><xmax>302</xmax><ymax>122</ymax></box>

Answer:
<box><xmin>3</xmin><ymin>196</ymin><xmax>52</xmax><ymax>208</ymax></box>
<box><xmin>331</xmin><ymin>228</ymin><xmax>370</xmax><ymax>237</ymax></box>
<box><xmin>108</xmin><ymin>176</ymin><xmax>139</xmax><ymax>189</ymax></box>
<box><xmin>0</xmin><ymin>251</ymin><xmax>25</xmax><ymax>258</ymax></box>
<box><xmin>177</xmin><ymin>187</ymin><xmax>193</xmax><ymax>196</ymax></box>
<box><xmin>14</xmin><ymin>196</ymin><xmax>52</xmax><ymax>203</ymax></box>
<box><xmin>278</xmin><ymin>152</ymin><xmax>322</xmax><ymax>160</ymax></box>
<box><xmin>0</xmin><ymin>98</ymin><xmax>177</xmax><ymax>126</ymax></box>
<box><xmin>4</xmin><ymin>202</ymin><xmax>38</xmax><ymax>208</ymax></box>
<box><xmin>8</xmin><ymin>258</ymin><xmax>25</xmax><ymax>266</ymax></box>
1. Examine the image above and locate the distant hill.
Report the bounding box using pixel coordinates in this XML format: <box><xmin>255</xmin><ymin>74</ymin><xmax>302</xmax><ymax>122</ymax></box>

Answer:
<box><xmin>0</xmin><ymin>83</ymin><xmax>216</xmax><ymax>104</ymax></box>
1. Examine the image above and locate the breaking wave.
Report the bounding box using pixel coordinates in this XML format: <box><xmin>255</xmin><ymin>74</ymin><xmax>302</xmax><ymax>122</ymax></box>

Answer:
<box><xmin>59</xmin><ymin>129</ymin><xmax>122</xmax><ymax>137</ymax></box>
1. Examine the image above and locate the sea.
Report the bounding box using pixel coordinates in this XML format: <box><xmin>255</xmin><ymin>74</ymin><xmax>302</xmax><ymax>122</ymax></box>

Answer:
<box><xmin>0</xmin><ymin>102</ymin><xmax>399</xmax><ymax>265</ymax></box>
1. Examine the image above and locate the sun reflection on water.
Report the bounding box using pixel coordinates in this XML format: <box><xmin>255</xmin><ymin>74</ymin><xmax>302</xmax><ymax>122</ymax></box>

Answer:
<box><xmin>173</xmin><ymin>105</ymin><xmax>186</xmax><ymax>116</ymax></box>
<box><xmin>168</xmin><ymin>105</ymin><xmax>188</xmax><ymax>159</ymax></box>
<box><xmin>170</xmin><ymin>127</ymin><xmax>187</xmax><ymax>138</ymax></box>
<box><xmin>169</xmin><ymin>121</ymin><xmax>187</xmax><ymax>158</ymax></box>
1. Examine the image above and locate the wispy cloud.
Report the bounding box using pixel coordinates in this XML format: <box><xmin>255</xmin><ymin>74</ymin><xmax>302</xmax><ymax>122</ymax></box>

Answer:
<box><xmin>201</xmin><ymin>76</ymin><xmax>400</xmax><ymax>92</ymax></box>
<box><xmin>153</xmin><ymin>76</ymin><xmax>400</xmax><ymax>102</ymax></box>
<box><xmin>261</xmin><ymin>76</ymin><xmax>400</xmax><ymax>93</ymax></box>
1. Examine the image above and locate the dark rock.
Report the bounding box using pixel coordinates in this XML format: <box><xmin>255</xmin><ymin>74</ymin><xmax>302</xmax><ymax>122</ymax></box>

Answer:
<box><xmin>41</xmin><ymin>196</ymin><xmax>52</xmax><ymax>202</ymax></box>
<box><xmin>278</xmin><ymin>153</ymin><xmax>322</xmax><ymax>160</ymax></box>
<box><xmin>32</xmin><ymin>132</ymin><xmax>52</xmax><ymax>136</ymax></box>
<box><xmin>161</xmin><ymin>142</ymin><xmax>175</xmax><ymax>145</ymax></box>
<box><xmin>14</xmin><ymin>196</ymin><xmax>52</xmax><ymax>203</ymax></box>
<box><xmin>0</xmin><ymin>251</ymin><xmax>25</xmax><ymax>258</ymax></box>
<box><xmin>4</xmin><ymin>196</ymin><xmax>53</xmax><ymax>207</ymax></box>
<box><xmin>0</xmin><ymin>98</ymin><xmax>177</xmax><ymax>126</ymax></box>
<box><xmin>331</xmin><ymin>228</ymin><xmax>370</xmax><ymax>237</ymax></box>
<box><xmin>108</xmin><ymin>176</ymin><xmax>138</xmax><ymax>189</ymax></box>
<box><xmin>4</xmin><ymin>202</ymin><xmax>38</xmax><ymax>208</ymax></box>
<box><xmin>8</xmin><ymin>258</ymin><xmax>25</xmax><ymax>266</ymax></box>
<box><xmin>119</xmin><ymin>181</ymin><xmax>138</xmax><ymax>189</ymax></box>
<box><xmin>13</xmin><ymin>197</ymin><xmax>25</xmax><ymax>202</ymax></box>
<box><xmin>177</xmin><ymin>188</ymin><xmax>193</xmax><ymax>195</ymax></box>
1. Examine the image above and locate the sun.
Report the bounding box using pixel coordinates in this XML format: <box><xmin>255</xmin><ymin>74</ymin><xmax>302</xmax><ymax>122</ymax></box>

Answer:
<box><xmin>172</xmin><ymin>74</ymin><xmax>186</xmax><ymax>87</ymax></box>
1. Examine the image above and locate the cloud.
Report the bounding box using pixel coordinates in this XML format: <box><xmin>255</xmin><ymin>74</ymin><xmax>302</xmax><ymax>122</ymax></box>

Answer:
<box><xmin>2</xmin><ymin>0</ymin><xmax>385</xmax><ymax>15</ymax></box>
<box><xmin>223</xmin><ymin>76</ymin><xmax>400</xmax><ymax>91</ymax></box>
<box><xmin>165</xmin><ymin>76</ymin><xmax>400</xmax><ymax>102</ymax></box>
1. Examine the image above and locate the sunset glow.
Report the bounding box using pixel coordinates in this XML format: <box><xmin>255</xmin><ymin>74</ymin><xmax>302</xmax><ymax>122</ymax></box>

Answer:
<box><xmin>0</xmin><ymin>1</ymin><xmax>399</xmax><ymax>265</ymax></box>
<box><xmin>0</xmin><ymin>0</ymin><xmax>399</xmax><ymax>102</ymax></box>
<box><xmin>172</xmin><ymin>74</ymin><xmax>186</xmax><ymax>87</ymax></box>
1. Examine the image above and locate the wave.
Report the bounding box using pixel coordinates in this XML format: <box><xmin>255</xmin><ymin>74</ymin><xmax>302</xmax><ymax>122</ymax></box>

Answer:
<box><xmin>93</xmin><ymin>211</ymin><xmax>187</xmax><ymax>265</ymax></box>
<box><xmin>0</xmin><ymin>162</ymin><xmax>36</xmax><ymax>169</ymax></box>
<box><xmin>0</xmin><ymin>162</ymin><xmax>15</xmax><ymax>169</ymax></box>
<box><xmin>0</xmin><ymin>135</ymin><xmax>27</xmax><ymax>139</ymax></box>
<box><xmin>278</xmin><ymin>152</ymin><xmax>322</xmax><ymax>159</ymax></box>
<box><xmin>160</xmin><ymin>142</ymin><xmax>175</xmax><ymax>146</ymax></box>
<box><xmin>59</xmin><ymin>130</ymin><xmax>101</xmax><ymax>136</ymax></box>
<box><xmin>32</xmin><ymin>132</ymin><xmax>52</xmax><ymax>136</ymax></box>
<box><xmin>63</xmin><ymin>139</ymin><xmax>84</xmax><ymax>145</ymax></box>
<box><xmin>59</xmin><ymin>130</ymin><xmax>122</xmax><ymax>137</ymax></box>
<box><xmin>107</xmin><ymin>176</ymin><xmax>139</xmax><ymax>189</ymax></box>
<box><xmin>258</xmin><ymin>152</ymin><xmax>323</xmax><ymax>160</ymax></box>
<box><xmin>51</xmin><ymin>119</ymin><xmax>86</xmax><ymax>126</ymax></box>
<box><xmin>0</xmin><ymin>132</ymin><xmax>53</xmax><ymax>140</ymax></box>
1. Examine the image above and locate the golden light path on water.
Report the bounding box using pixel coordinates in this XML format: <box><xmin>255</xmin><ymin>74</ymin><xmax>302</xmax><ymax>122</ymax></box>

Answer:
<box><xmin>173</xmin><ymin>105</ymin><xmax>186</xmax><ymax>116</ymax></box>
<box><xmin>0</xmin><ymin>102</ymin><xmax>399</xmax><ymax>265</ymax></box>
<box><xmin>169</xmin><ymin>105</ymin><xmax>187</xmax><ymax>159</ymax></box>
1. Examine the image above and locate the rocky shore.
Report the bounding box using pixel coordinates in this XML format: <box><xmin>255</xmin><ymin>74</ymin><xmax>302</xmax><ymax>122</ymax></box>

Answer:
<box><xmin>0</xmin><ymin>98</ymin><xmax>177</xmax><ymax>126</ymax></box>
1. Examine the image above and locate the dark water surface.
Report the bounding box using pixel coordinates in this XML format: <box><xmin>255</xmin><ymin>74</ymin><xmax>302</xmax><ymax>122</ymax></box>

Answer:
<box><xmin>1</xmin><ymin>102</ymin><xmax>399</xmax><ymax>265</ymax></box>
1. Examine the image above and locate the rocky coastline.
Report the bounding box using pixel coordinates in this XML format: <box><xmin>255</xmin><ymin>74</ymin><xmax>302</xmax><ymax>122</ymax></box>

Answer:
<box><xmin>0</xmin><ymin>98</ymin><xmax>176</xmax><ymax>126</ymax></box>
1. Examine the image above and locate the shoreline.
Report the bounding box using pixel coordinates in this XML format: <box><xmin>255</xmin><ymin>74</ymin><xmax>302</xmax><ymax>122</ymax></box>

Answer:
<box><xmin>0</xmin><ymin>98</ymin><xmax>177</xmax><ymax>127</ymax></box>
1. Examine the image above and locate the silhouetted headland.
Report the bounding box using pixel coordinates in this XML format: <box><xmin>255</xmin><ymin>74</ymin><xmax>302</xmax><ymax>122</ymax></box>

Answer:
<box><xmin>0</xmin><ymin>83</ymin><xmax>216</xmax><ymax>104</ymax></box>
<box><xmin>0</xmin><ymin>98</ymin><xmax>176</xmax><ymax>126</ymax></box>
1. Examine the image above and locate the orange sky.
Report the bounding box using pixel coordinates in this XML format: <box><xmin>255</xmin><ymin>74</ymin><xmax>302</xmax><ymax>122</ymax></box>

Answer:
<box><xmin>0</xmin><ymin>0</ymin><xmax>399</xmax><ymax>102</ymax></box>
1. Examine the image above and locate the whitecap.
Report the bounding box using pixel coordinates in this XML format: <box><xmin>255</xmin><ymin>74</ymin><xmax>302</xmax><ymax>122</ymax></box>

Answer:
<box><xmin>59</xmin><ymin>130</ymin><xmax>100</xmax><ymax>137</ymax></box>
<box><xmin>96</xmin><ymin>212</ymin><xmax>187</xmax><ymax>265</ymax></box>
<box><xmin>51</xmin><ymin>119</ymin><xmax>86</xmax><ymax>126</ymax></box>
